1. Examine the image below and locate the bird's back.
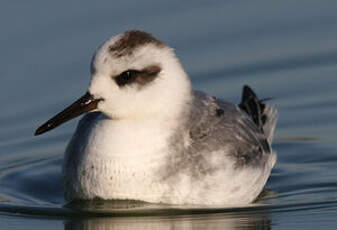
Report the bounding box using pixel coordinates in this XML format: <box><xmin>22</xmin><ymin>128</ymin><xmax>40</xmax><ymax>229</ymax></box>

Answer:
<box><xmin>158</xmin><ymin>87</ymin><xmax>277</xmax><ymax>204</ymax></box>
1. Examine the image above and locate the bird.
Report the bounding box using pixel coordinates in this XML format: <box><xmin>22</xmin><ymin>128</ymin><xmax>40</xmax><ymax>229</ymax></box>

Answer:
<box><xmin>35</xmin><ymin>30</ymin><xmax>278</xmax><ymax>206</ymax></box>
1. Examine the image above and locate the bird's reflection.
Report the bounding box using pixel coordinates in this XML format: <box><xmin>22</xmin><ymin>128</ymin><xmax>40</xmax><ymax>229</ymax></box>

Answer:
<box><xmin>64</xmin><ymin>200</ymin><xmax>271</xmax><ymax>230</ymax></box>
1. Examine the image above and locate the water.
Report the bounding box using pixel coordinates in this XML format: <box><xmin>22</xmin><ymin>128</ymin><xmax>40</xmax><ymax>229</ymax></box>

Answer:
<box><xmin>1</xmin><ymin>0</ymin><xmax>337</xmax><ymax>229</ymax></box>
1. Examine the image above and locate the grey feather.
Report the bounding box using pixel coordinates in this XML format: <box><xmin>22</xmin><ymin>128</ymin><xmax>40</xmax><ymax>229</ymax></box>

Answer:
<box><xmin>189</xmin><ymin>90</ymin><xmax>276</xmax><ymax>164</ymax></box>
<box><xmin>160</xmin><ymin>90</ymin><xmax>277</xmax><ymax>181</ymax></box>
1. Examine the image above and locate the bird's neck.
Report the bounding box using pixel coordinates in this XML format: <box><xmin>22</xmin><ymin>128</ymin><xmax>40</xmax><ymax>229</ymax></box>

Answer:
<box><xmin>86</xmin><ymin>72</ymin><xmax>193</xmax><ymax>159</ymax></box>
<box><xmin>86</xmin><ymin>99</ymin><xmax>191</xmax><ymax>160</ymax></box>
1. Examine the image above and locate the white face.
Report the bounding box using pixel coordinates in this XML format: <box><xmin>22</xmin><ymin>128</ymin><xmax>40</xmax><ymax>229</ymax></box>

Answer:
<box><xmin>35</xmin><ymin>31</ymin><xmax>192</xmax><ymax>136</ymax></box>
<box><xmin>88</xmin><ymin>32</ymin><xmax>192</xmax><ymax>120</ymax></box>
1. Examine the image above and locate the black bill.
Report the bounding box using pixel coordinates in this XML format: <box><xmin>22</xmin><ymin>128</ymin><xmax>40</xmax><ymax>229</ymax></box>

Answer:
<box><xmin>34</xmin><ymin>92</ymin><xmax>101</xmax><ymax>136</ymax></box>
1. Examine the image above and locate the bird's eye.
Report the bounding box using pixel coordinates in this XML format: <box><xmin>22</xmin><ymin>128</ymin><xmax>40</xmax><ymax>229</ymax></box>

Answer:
<box><xmin>114</xmin><ymin>70</ymin><xmax>140</xmax><ymax>87</ymax></box>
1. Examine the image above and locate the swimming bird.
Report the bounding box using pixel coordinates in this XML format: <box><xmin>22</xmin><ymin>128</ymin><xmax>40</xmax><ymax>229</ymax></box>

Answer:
<box><xmin>35</xmin><ymin>30</ymin><xmax>277</xmax><ymax>205</ymax></box>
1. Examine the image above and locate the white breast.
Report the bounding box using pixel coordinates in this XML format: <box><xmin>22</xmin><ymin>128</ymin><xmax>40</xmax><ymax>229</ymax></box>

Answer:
<box><xmin>63</xmin><ymin>114</ymin><xmax>180</xmax><ymax>203</ymax></box>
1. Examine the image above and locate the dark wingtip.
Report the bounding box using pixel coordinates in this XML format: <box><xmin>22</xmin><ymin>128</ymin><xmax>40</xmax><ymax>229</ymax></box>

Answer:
<box><xmin>242</xmin><ymin>85</ymin><xmax>256</xmax><ymax>99</ymax></box>
<box><xmin>239</xmin><ymin>85</ymin><xmax>263</xmax><ymax>130</ymax></box>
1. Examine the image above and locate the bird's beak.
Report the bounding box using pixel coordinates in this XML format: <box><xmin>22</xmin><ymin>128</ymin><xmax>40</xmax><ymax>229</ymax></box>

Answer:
<box><xmin>34</xmin><ymin>92</ymin><xmax>101</xmax><ymax>136</ymax></box>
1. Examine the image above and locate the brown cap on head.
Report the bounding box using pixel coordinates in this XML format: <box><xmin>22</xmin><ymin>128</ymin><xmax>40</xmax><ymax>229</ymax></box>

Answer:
<box><xmin>109</xmin><ymin>30</ymin><xmax>165</xmax><ymax>57</ymax></box>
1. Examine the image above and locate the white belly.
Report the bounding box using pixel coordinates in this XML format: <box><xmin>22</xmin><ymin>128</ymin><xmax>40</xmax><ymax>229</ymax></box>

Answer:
<box><xmin>63</xmin><ymin>115</ymin><xmax>276</xmax><ymax>205</ymax></box>
<box><xmin>63</xmin><ymin>116</ymin><xmax>176</xmax><ymax>203</ymax></box>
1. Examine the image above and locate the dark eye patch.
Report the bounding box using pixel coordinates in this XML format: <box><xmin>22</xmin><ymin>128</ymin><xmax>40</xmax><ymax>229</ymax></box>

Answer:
<box><xmin>114</xmin><ymin>70</ymin><xmax>140</xmax><ymax>87</ymax></box>
<box><xmin>114</xmin><ymin>65</ymin><xmax>161</xmax><ymax>88</ymax></box>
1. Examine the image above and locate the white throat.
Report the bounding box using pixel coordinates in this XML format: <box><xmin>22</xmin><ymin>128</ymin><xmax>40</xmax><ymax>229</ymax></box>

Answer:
<box><xmin>63</xmin><ymin>88</ymin><xmax>193</xmax><ymax>202</ymax></box>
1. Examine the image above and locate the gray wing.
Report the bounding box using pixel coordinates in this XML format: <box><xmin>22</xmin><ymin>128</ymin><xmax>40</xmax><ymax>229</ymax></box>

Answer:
<box><xmin>187</xmin><ymin>90</ymin><xmax>274</xmax><ymax>169</ymax></box>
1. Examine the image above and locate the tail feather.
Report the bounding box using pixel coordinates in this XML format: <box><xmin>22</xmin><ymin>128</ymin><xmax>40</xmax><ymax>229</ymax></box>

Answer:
<box><xmin>262</xmin><ymin>106</ymin><xmax>278</xmax><ymax>143</ymax></box>
<box><xmin>239</xmin><ymin>85</ymin><xmax>278</xmax><ymax>143</ymax></box>
<box><xmin>239</xmin><ymin>85</ymin><xmax>264</xmax><ymax>130</ymax></box>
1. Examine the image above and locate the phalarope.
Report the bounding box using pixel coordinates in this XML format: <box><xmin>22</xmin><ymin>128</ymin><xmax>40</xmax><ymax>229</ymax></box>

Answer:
<box><xmin>35</xmin><ymin>30</ymin><xmax>277</xmax><ymax>205</ymax></box>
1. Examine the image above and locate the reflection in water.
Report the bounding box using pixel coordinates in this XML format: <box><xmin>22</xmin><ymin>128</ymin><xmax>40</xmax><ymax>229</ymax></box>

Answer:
<box><xmin>63</xmin><ymin>200</ymin><xmax>271</xmax><ymax>230</ymax></box>
<box><xmin>64</xmin><ymin>212</ymin><xmax>271</xmax><ymax>230</ymax></box>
